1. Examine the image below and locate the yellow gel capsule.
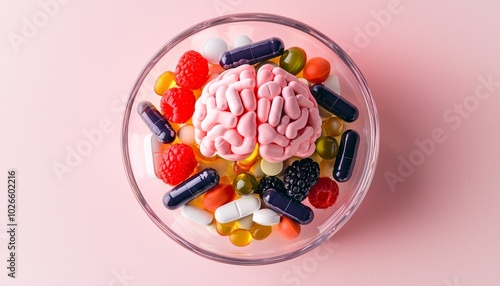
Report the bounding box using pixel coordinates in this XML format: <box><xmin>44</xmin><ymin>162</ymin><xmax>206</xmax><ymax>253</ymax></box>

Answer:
<box><xmin>216</xmin><ymin>221</ymin><xmax>235</xmax><ymax>236</ymax></box>
<box><xmin>250</xmin><ymin>224</ymin><xmax>272</xmax><ymax>240</ymax></box>
<box><xmin>154</xmin><ymin>71</ymin><xmax>177</xmax><ymax>95</ymax></box>
<box><xmin>236</xmin><ymin>144</ymin><xmax>260</xmax><ymax>170</ymax></box>
<box><xmin>225</xmin><ymin>163</ymin><xmax>236</xmax><ymax>181</ymax></box>
<box><xmin>229</xmin><ymin>229</ymin><xmax>252</xmax><ymax>247</ymax></box>
<box><xmin>324</xmin><ymin>116</ymin><xmax>344</xmax><ymax>137</ymax></box>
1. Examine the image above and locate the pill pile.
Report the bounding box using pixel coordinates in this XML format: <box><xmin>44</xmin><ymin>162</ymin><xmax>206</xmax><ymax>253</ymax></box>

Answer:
<box><xmin>138</xmin><ymin>36</ymin><xmax>360</xmax><ymax>247</ymax></box>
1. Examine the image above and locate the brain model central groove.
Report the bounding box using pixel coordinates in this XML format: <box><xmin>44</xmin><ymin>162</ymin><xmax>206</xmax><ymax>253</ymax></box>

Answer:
<box><xmin>192</xmin><ymin>64</ymin><xmax>322</xmax><ymax>163</ymax></box>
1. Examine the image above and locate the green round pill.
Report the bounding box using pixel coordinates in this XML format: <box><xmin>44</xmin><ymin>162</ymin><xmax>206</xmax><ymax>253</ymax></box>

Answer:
<box><xmin>279</xmin><ymin>47</ymin><xmax>307</xmax><ymax>75</ymax></box>
<box><xmin>233</xmin><ymin>172</ymin><xmax>258</xmax><ymax>196</ymax></box>
<box><xmin>316</xmin><ymin>136</ymin><xmax>339</xmax><ymax>160</ymax></box>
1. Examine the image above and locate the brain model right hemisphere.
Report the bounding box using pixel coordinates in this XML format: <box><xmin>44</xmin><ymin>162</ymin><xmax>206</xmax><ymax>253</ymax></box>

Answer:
<box><xmin>192</xmin><ymin>64</ymin><xmax>322</xmax><ymax>163</ymax></box>
<box><xmin>139</xmin><ymin>36</ymin><xmax>360</xmax><ymax>247</ymax></box>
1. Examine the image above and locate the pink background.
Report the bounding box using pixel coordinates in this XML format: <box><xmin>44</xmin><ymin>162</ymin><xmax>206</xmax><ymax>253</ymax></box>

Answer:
<box><xmin>1</xmin><ymin>0</ymin><xmax>499</xmax><ymax>285</ymax></box>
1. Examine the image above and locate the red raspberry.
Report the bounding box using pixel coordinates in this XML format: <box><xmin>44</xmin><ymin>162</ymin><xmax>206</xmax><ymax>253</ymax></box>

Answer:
<box><xmin>175</xmin><ymin>50</ymin><xmax>209</xmax><ymax>90</ymax></box>
<box><xmin>160</xmin><ymin>87</ymin><xmax>195</xmax><ymax>123</ymax></box>
<box><xmin>307</xmin><ymin>177</ymin><xmax>339</xmax><ymax>209</ymax></box>
<box><xmin>158</xmin><ymin>144</ymin><xmax>197</xmax><ymax>186</ymax></box>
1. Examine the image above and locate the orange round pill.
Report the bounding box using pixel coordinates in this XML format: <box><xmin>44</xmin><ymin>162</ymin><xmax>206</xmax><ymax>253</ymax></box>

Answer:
<box><xmin>303</xmin><ymin>57</ymin><xmax>331</xmax><ymax>84</ymax></box>
<box><xmin>275</xmin><ymin>216</ymin><xmax>301</xmax><ymax>240</ymax></box>
<box><xmin>202</xmin><ymin>183</ymin><xmax>235</xmax><ymax>212</ymax></box>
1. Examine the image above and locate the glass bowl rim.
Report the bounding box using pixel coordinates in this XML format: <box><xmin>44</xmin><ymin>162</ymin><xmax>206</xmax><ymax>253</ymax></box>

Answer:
<box><xmin>121</xmin><ymin>12</ymin><xmax>380</xmax><ymax>265</ymax></box>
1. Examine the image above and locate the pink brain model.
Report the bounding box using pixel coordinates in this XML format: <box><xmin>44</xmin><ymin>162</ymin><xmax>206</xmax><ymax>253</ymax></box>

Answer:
<box><xmin>192</xmin><ymin>64</ymin><xmax>322</xmax><ymax>163</ymax></box>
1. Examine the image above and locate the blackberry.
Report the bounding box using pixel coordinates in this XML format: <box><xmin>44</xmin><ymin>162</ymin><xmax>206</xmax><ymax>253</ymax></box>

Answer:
<box><xmin>283</xmin><ymin>158</ymin><xmax>320</xmax><ymax>201</ymax></box>
<box><xmin>257</xmin><ymin>176</ymin><xmax>285</xmax><ymax>196</ymax></box>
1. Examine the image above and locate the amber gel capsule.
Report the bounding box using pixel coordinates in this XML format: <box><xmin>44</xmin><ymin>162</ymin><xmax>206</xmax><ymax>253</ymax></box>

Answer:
<box><xmin>310</xmin><ymin>84</ymin><xmax>359</xmax><ymax>122</ymax></box>
<box><xmin>333</xmin><ymin>130</ymin><xmax>360</xmax><ymax>182</ymax></box>
<box><xmin>137</xmin><ymin>101</ymin><xmax>176</xmax><ymax>143</ymax></box>
<box><xmin>219</xmin><ymin>37</ymin><xmax>285</xmax><ymax>69</ymax></box>
<box><xmin>163</xmin><ymin>168</ymin><xmax>220</xmax><ymax>209</ymax></box>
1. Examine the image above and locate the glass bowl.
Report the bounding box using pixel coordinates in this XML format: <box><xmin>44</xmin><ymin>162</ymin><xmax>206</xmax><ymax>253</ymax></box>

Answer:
<box><xmin>121</xmin><ymin>13</ymin><xmax>379</xmax><ymax>265</ymax></box>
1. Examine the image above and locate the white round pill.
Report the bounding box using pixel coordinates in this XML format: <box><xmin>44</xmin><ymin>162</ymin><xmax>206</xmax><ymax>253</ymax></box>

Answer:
<box><xmin>252</xmin><ymin>209</ymin><xmax>280</xmax><ymax>226</ymax></box>
<box><xmin>233</xmin><ymin>35</ymin><xmax>253</xmax><ymax>48</ymax></box>
<box><xmin>202</xmin><ymin>37</ymin><xmax>229</xmax><ymax>65</ymax></box>
<box><xmin>178</xmin><ymin>124</ymin><xmax>195</xmax><ymax>145</ymax></box>
<box><xmin>260</xmin><ymin>159</ymin><xmax>283</xmax><ymax>176</ymax></box>
<box><xmin>182</xmin><ymin>205</ymin><xmax>213</xmax><ymax>226</ymax></box>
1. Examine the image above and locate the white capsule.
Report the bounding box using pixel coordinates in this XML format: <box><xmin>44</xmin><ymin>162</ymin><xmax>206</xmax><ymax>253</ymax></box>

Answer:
<box><xmin>182</xmin><ymin>205</ymin><xmax>213</xmax><ymax>226</ymax></box>
<box><xmin>214</xmin><ymin>196</ymin><xmax>261</xmax><ymax>223</ymax></box>
<box><xmin>252</xmin><ymin>209</ymin><xmax>280</xmax><ymax>226</ymax></box>
<box><xmin>203</xmin><ymin>37</ymin><xmax>229</xmax><ymax>65</ymax></box>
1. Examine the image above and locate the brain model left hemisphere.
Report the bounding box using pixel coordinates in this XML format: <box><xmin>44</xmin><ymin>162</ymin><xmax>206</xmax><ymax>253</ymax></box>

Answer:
<box><xmin>138</xmin><ymin>36</ymin><xmax>360</xmax><ymax>247</ymax></box>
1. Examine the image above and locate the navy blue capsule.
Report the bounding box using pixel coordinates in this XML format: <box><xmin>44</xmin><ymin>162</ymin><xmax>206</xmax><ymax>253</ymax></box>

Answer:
<box><xmin>137</xmin><ymin>101</ymin><xmax>176</xmax><ymax>144</ymax></box>
<box><xmin>262</xmin><ymin>189</ymin><xmax>314</xmax><ymax>225</ymax></box>
<box><xmin>219</xmin><ymin>37</ymin><xmax>285</xmax><ymax>69</ymax></box>
<box><xmin>333</xmin><ymin>130</ymin><xmax>360</xmax><ymax>182</ymax></box>
<box><xmin>310</xmin><ymin>84</ymin><xmax>359</xmax><ymax>122</ymax></box>
<box><xmin>163</xmin><ymin>168</ymin><xmax>220</xmax><ymax>210</ymax></box>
